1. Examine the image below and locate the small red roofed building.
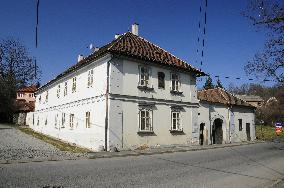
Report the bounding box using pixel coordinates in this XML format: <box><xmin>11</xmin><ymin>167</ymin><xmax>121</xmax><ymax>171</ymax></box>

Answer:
<box><xmin>13</xmin><ymin>85</ymin><xmax>37</xmax><ymax>125</ymax></box>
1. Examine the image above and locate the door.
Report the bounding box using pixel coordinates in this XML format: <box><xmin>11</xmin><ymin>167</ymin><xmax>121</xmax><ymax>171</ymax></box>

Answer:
<box><xmin>246</xmin><ymin>123</ymin><xmax>251</xmax><ymax>141</ymax></box>
<box><xmin>200</xmin><ymin>123</ymin><xmax>205</xmax><ymax>145</ymax></box>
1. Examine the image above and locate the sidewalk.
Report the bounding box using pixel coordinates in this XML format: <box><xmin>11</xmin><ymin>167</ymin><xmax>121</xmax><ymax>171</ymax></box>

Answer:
<box><xmin>88</xmin><ymin>141</ymin><xmax>262</xmax><ymax>159</ymax></box>
<box><xmin>0</xmin><ymin>141</ymin><xmax>263</xmax><ymax>164</ymax></box>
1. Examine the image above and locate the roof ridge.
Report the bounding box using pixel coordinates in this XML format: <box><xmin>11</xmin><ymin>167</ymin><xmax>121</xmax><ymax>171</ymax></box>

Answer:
<box><xmin>107</xmin><ymin>32</ymin><xmax>128</xmax><ymax>51</ymax></box>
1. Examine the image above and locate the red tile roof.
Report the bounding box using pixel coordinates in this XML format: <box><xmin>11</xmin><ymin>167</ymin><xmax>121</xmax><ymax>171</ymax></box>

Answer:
<box><xmin>39</xmin><ymin>32</ymin><xmax>205</xmax><ymax>91</ymax></box>
<box><xmin>197</xmin><ymin>88</ymin><xmax>254</xmax><ymax>108</ymax></box>
<box><xmin>17</xmin><ymin>85</ymin><xmax>37</xmax><ymax>93</ymax></box>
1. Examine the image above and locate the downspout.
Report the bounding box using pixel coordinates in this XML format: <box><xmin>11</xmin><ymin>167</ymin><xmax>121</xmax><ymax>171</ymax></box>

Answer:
<box><xmin>105</xmin><ymin>58</ymin><xmax>111</xmax><ymax>151</ymax></box>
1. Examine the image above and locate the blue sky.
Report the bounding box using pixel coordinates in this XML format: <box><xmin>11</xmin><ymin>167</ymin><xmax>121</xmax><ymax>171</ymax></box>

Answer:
<box><xmin>0</xmin><ymin>0</ymin><xmax>269</xmax><ymax>88</ymax></box>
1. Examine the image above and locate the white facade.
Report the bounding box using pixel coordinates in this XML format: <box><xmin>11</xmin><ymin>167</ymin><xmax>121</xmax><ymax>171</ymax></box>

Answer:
<box><xmin>26</xmin><ymin>54</ymin><xmax>201</xmax><ymax>151</ymax></box>
<box><xmin>27</xmin><ymin>55</ymin><xmax>111</xmax><ymax>151</ymax></box>
<box><xmin>108</xmin><ymin>57</ymin><xmax>200</xmax><ymax>150</ymax></box>
<box><xmin>198</xmin><ymin>102</ymin><xmax>256</xmax><ymax>145</ymax></box>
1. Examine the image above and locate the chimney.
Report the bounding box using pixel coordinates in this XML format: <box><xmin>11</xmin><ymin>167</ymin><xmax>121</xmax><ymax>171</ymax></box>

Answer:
<box><xmin>78</xmin><ymin>54</ymin><xmax>84</xmax><ymax>62</ymax></box>
<box><xmin>94</xmin><ymin>47</ymin><xmax>99</xmax><ymax>52</ymax></box>
<box><xmin>131</xmin><ymin>23</ymin><xmax>139</xmax><ymax>36</ymax></box>
<box><xmin>115</xmin><ymin>34</ymin><xmax>120</xmax><ymax>39</ymax></box>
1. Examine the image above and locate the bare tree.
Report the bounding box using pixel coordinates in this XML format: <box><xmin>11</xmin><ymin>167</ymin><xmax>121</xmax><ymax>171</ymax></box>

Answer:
<box><xmin>243</xmin><ymin>0</ymin><xmax>284</xmax><ymax>83</ymax></box>
<box><xmin>0</xmin><ymin>37</ymin><xmax>40</xmax><ymax>122</ymax></box>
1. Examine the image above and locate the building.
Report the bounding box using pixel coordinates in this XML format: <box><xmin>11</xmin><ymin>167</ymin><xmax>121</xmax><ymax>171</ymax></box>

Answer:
<box><xmin>235</xmin><ymin>95</ymin><xmax>264</xmax><ymax>108</ymax></box>
<box><xmin>197</xmin><ymin>88</ymin><xmax>256</xmax><ymax>145</ymax></box>
<box><xmin>26</xmin><ymin>24</ymin><xmax>206</xmax><ymax>151</ymax></box>
<box><xmin>14</xmin><ymin>85</ymin><xmax>37</xmax><ymax>125</ymax></box>
<box><xmin>16</xmin><ymin>85</ymin><xmax>37</xmax><ymax>103</ymax></box>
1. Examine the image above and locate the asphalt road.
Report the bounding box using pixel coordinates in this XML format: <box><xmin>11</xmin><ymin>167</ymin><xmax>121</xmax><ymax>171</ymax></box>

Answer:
<box><xmin>0</xmin><ymin>141</ymin><xmax>283</xmax><ymax>188</ymax></box>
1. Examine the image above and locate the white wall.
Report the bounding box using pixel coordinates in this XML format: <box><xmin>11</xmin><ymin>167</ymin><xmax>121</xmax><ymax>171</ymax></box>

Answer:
<box><xmin>198</xmin><ymin>102</ymin><xmax>255</xmax><ymax>145</ymax></box>
<box><xmin>107</xmin><ymin>57</ymin><xmax>200</xmax><ymax>149</ymax></box>
<box><xmin>27</xmin><ymin>55</ymin><xmax>112</xmax><ymax>151</ymax></box>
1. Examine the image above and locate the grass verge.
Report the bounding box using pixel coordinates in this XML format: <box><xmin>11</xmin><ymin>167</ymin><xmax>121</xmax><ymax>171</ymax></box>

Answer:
<box><xmin>256</xmin><ymin>125</ymin><xmax>284</xmax><ymax>140</ymax></box>
<box><xmin>18</xmin><ymin>127</ymin><xmax>90</xmax><ymax>153</ymax></box>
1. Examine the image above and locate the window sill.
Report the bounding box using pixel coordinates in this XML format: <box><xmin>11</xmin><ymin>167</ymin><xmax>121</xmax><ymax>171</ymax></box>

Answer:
<box><xmin>169</xmin><ymin>129</ymin><xmax>183</xmax><ymax>133</ymax></box>
<box><xmin>137</xmin><ymin>130</ymin><xmax>154</xmax><ymax>135</ymax></box>
<box><xmin>170</xmin><ymin>90</ymin><xmax>183</xmax><ymax>95</ymax></box>
<box><xmin>137</xmin><ymin>85</ymin><xmax>154</xmax><ymax>91</ymax></box>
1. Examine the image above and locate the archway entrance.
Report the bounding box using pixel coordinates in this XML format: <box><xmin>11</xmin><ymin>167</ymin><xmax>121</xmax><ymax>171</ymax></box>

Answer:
<box><xmin>212</xmin><ymin>118</ymin><xmax>223</xmax><ymax>144</ymax></box>
<box><xmin>199</xmin><ymin>123</ymin><xmax>205</xmax><ymax>145</ymax></box>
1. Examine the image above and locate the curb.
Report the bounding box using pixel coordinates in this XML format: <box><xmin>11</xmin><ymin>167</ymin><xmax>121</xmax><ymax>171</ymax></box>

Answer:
<box><xmin>88</xmin><ymin>141</ymin><xmax>261</xmax><ymax>159</ymax></box>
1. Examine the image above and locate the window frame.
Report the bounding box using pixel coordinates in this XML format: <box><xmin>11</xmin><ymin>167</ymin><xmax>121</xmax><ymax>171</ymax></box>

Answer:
<box><xmin>72</xmin><ymin>77</ymin><xmax>77</xmax><ymax>93</ymax></box>
<box><xmin>61</xmin><ymin>113</ymin><xmax>65</xmax><ymax>128</ymax></box>
<box><xmin>171</xmin><ymin>73</ymin><xmax>181</xmax><ymax>92</ymax></box>
<box><xmin>158</xmin><ymin>72</ymin><xmax>165</xmax><ymax>89</ymax></box>
<box><xmin>57</xmin><ymin>84</ymin><xmax>61</xmax><ymax>98</ymax></box>
<box><xmin>138</xmin><ymin>107</ymin><xmax>153</xmax><ymax>132</ymax></box>
<box><xmin>171</xmin><ymin>110</ymin><xmax>183</xmax><ymax>132</ymax></box>
<box><xmin>64</xmin><ymin>82</ymin><xmax>68</xmax><ymax>96</ymax></box>
<box><xmin>45</xmin><ymin>91</ymin><xmax>48</xmax><ymax>103</ymax></box>
<box><xmin>70</xmin><ymin>114</ymin><xmax>74</xmax><ymax>129</ymax></box>
<box><xmin>87</xmin><ymin>69</ymin><xmax>94</xmax><ymax>88</ymax></box>
<box><xmin>139</xmin><ymin>66</ymin><xmax>150</xmax><ymax>87</ymax></box>
<box><xmin>238</xmin><ymin>119</ymin><xmax>243</xmax><ymax>131</ymax></box>
<box><xmin>85</xmin><ymin>111</ymin><xmax>91</xmax><ymax>128</ymax></box>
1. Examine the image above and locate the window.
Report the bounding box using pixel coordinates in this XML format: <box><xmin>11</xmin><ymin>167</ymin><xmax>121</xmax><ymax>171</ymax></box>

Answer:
<box><xmin>86</xmin><ymin>111</ymin><xmax>91</xmax><ymax>128</ymax></box>
<box><xmin>72</xmin><ymin>77</ymin><xmax>77</xmax><ymax>93</ymax></box>
<box><xmin>45</xmin><ymin>117</ymin><xmax>47</xmax><ymax>126</ymax></box>
<box><xmin>18</xmin><ymin>93</ymin><xmax>24</xmax><ymax>97</ymax></box>
<box><xmin>158</xmin><ymin>72</ymin><xmax>165</xmax><ymax>89</ymax></box>
<box><xmin>87</xmin><ymin>69</ymin><xmax>94</xmax><ymax>87</ymax></box>
<box><xmin>139</xmin><ymin>66</ymin><xmax>150</xmax><ymax>87</ymax></box>
<box><xmin>70</xmin><ymin>114</ymin><xmax>74</xmax><ymax>129</ymax></box>
<box><xmin>171</xmin><ymin>110</ymin><xmax>182</xmax><ymax>131</ymax></box>
<box><xmin>171</xmin><ymin>73</ymin><xmax>180</xmax><ymax>91</ymax></box>
<box><xmin>55</xmin><ymin>114</ymin><xmax>58</xmax><ymax>128</ymax></box>
<box><xmin>139</xmin><ymin>108</ymin><xmax>153</xmax><ymax>132</ymax></box>
<box><xmin>39</xmin><ymin>95</ymin><xmax>41</xmax><ymax>103</ymax></box>
<box><xmin>45</xmin><ymin>91</ymin><xmax>48</xmax><ymax>103</ymax></box>
<box><xmin>57</xmin><ymin>84</ymin><xmax>60</xmax><ymax>98</ymax></box>
<box><xmin>64</xmin><ymin>82</ymin><xmax>68</xmax><ymax>96</ymax></box>
<box><xmin>238</xmin><ymin>119</ymin><xmax>243</xmax><ymax>131</ymax></box>
<box><xmin>37</xmin><ymin>116</ymin><xmax>39</xmax><ymax>126</ymax></box>
<box><xmin>61</xmin><ymin>113</ymin><xmax>65</xmax><ymax>128</ymax></box>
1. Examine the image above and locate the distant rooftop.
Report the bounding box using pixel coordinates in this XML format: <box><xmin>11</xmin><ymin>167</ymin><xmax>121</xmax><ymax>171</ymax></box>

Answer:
<box><xmin>198</xmin><ymin>88</ymin><xmax>254</xmax><ymax>108</ymax></box>
<box><xmin>17</xmin><ymin>85</ymin><xmax>37</xmax><ymax>93</ymax></box>
<box><xmin>235</xmin><ymin>95</ymin><xmax>264</xmax><ymax>102</ymax></box>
